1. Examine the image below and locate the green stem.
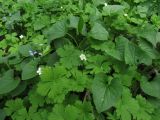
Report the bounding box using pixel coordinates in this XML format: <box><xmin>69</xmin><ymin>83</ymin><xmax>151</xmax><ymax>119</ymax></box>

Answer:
<box><xmin>67</xmin><ymin>33</ymin><xmax>79</xmax><ymax>48</ymax></box>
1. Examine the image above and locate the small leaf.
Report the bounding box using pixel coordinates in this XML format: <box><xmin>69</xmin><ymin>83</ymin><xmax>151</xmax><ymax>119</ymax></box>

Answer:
<box><xmin>89</xmin><ymin>23</ymin><xmax>109</xmax><ymax>41</ymax></box>
<box><xmin>78</xmin><ymin>17</ymin><xmax>87</xmax><ymax>36</ymax></box>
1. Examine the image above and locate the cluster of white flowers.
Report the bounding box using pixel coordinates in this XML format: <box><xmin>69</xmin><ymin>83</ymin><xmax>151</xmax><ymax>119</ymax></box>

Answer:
<box><xmin>37</xmin><ymin>67</ymin><xmax>42</xmax><ymax>75</ymax></box>
<box><xmin>80</xmin><ymin>54</ymin><xmax>87</xmax><ymax>61</ymax></box>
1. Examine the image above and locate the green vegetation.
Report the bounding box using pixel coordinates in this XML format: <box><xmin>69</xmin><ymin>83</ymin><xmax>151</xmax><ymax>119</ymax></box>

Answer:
<box><xmin>0</xmin><ymin>0</ymin><xmax>160</xmax><ymax>119</ymax></box>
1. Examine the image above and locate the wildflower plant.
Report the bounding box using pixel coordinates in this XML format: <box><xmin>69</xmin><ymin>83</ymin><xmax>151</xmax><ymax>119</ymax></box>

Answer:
<box><xmin>0</xmin><ymin>0</ymin><xmax>160</xmax><ymax>120</ymax></box>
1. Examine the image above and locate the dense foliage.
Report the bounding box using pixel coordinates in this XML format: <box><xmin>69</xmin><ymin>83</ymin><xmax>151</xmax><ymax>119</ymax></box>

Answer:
<box><xmin>0</xmin><ymin>0</ymin><xmax>160</xmax><ymax>119</ymax></box>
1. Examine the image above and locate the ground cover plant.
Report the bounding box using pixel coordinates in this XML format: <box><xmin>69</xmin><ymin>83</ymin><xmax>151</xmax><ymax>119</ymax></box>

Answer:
<box><xmin>0</xmin><ymin>0</ymin><xmax>160</xmax><ymax>120</ymax></box>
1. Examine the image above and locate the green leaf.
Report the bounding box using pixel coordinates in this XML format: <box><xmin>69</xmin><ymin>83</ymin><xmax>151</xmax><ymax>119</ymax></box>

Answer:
<box><xmin>140</xmin><ymin>76</ymin><xmax>160</xmax><ymax>99</ymax></box>
<box><xmin>137</xmin><ymin>24</ymin><xmax>159</xmax><ymax>47</ymax></box>
<box><xmin>43</xmin><ymin>20</ymin><xmax>68</xmax><ymax>43</ymax></box>
<box><xmin>152</xmin><ymin>108</ymin><xmax>160</xmax><ymax>120</ymax></box>
<box><xmin>0</xmin><ymin>109</ymin><xmax>6</xmax><ymax>120</ymax></box>
<box><xmin>5</xmin><ymin>99</ymin><xmax>48</xmax><ymax>120</ymax></box>
<box><xmin>29</xmin><ymin>88</ymin><xmax>45</xmax><ymax>107</ymax></box>
<box><xmin>89</xmin><ymin>23</ymin><xmax>109</xmax><ymax>41</ymax></box>
<box><xmin>134</xmin><ymin>0</ymin><xmax>147</xmax><ymax>3</ymax></box>
<box><xmin>0</xmin><ymin>70</ymin><xmax>20</xmax><ymax>94</ymax></box>
<box><xmin>86</xmin><ymin>54</ymin><xmax>111</xmax><ymax>74</ymax></box>
<box><xmin>92</xmin><ymin>74</ymin><xmax>123</xmax><ymax>113</ymax></box>
<box><xmin>21</xmin><ymin>60</ymin><xmax>38</xmax><ymax>80</ymax></box>
<box><xmin>139</xmin><ymin>40</ymin><xmax>158</xmax><ymax>59</ymax></box>
<box><xmin>78</xmin><ymin>17</ymin><xmax>87</xmax><ymax>36</ymax></box>
<box><xmin>116</xmin><ymin>88</ymin><xmax>138</xmax><ymax>120</ymax></box>
<box><xmin>33</xmin><ymin>15</ymin><xmax>50</xmax><ymax>30</ymax></box>
<box><xmin>115</xmin><ymin>36</ymin><xmax>128</xmax><ymax>60</ymax></box>
<box><xmin>107</xmin><ymin>36</ymin><xmax>158</xmax><ymax>65</ymax></box>
<box><xmin>37</xmin><ymin>66</ymin><xmax>69</xmax><ymax>103</ymax></box>
<box><xmin>57</xmin><ymin>45</ymin><xmax>81</xmax><ymax>69</ymax></box>
<box><xmin>91</xmin><ymin>41</ymin><xmax>122</xmax><ymax>60</ymax></box>
<box><xmin>116</xmin><ymin>88</ymin><xmax>154</xmax><ymax>120</ymax></box>
<box><xmin>92</xmin><ymin>0</ymin><xmax>106</xmax><ymax>6</ymax></box>
<box><xmin>124</xmin><ymin>41</ymin><xmax>152</xmax><ymax>65</ymax></box>
<box><xmin>48</xmin><ymin>101</ymin><xmax>94</xmax><ymax>120</ymax></box>
<box><xmin>69</xmin><ymin>16</ymin><xmax>79</xmax><ymax>29</ymax></box>
<box><xmin>37</xmin><ymin>66</ymin><xmax>88</xmax><ymax>103</ymax></box>
<box><xmin>9</xmin><ymin>81</ymin><xmax>27</xmax><ymax>97</ymax></box>
<box><xmin>135</xmin><ymin>95</ymin><xmax>154</xmax><ymax>120</ymax></box>
<box><xmin>19</xmin><ymin>44</ymin><xmax>32</xmax><ymax>57</ymax></box>
<box><xmin>102</xmin><ymin>5</ymin><xmax>125</xmax><ymax>16</ymax></box>
<box><xmin>4</xmin><ymin>98</ymin><xmax>24</xmax><ymax>116</ymax></box>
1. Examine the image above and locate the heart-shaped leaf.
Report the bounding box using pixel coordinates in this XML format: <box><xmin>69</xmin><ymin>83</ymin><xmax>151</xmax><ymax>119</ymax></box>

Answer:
<box><xmin>92</xmin><ymin>74</ymin><xmax>123</xmax><ymax>113</ymax></box>
<box><xmin>0</xmin><ymin>70</ymin><xmax>20</xmax><ymax>94</ymax></box>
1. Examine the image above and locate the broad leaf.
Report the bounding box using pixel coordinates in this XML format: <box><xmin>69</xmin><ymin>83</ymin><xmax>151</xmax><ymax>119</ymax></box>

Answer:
<box><xmin>22</xmin><ymin>60</ymin><xmax>38</xmax><ymax>80</ymax></box>
<box><xmin>69</xmin><ymin>16</ymin><xmax>79</xmax><ymax>29</ymax></box>
<box><xmin>48</xmin><ymin>101</ymin><xmax>94</xmax><ymax>120</ymax></box>
<box><xmin>92</xmin><ymin>0</ymin><xmax>106</xmax><ymax>6</ymax></box>
<box><xmin>0</xmin><ymin>70</ymin><xmax>20</xmax><ymax>94</ymax></box>
<box><xmin>92</xmin><ymin>74</ymin><xmax>123</xmax><ymax>113</ymax></box>
<box><xmin>37</xmin><ymin>66</ymin><xmax>88</xmax><ymax>103</ymax></box>
<box><xmin>43</xmin><ymin>20</ymin><xmax>68</xmax><ymax>42</ymax></box>
<box><xmin>89</xmin><ymin>23</ymin><xmax>109</xmax><ymax>41</ymax></box>
<box><xmin>102</xmin><ymin>5</ymin><xmax>125</xmax><ymax>16</ymax></box>
<box><xmin>140</xmin><ymin>76</ymin><xmax>160</xmax><ymax>99</ymax></box>
<box><xmin>114</xmin><ymin>36</ymin><xmax>157</xmax><ymax>65</ymax></box>
<box><xmin>19</xmin><ymin>44</ymin><xmax>32</xmax><ymax>57</ymax></box>
<box><xmin>116</xmin><ymin>88</ymin><xmax>154</xmax><ymax>120</ymax></box>
<box><xmin>33</xmin><ymin>15</ymin><xmax>50</xmax><ymax>30</ymax></box>
<box><xmin>57</xmin><ymin>45</ymin><xmax>81</xmax><ymax>69</ymax></box>
<box><xmin>137</xmin><ymin>24</ymin><xmax>159</xmax><ymax>47</ymax></box>
<box><xmin>0</xmin><ymin>109</ymin><xmax>6</xmax><ymax>120</ymax></box>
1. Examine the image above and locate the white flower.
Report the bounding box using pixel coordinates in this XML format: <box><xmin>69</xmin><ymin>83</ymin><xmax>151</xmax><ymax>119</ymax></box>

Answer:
<box><xmin>104</xmin><ymin>3</ymin><xmax>108</xmax><ymax>7</ymax></box>
<box><xmin>33</xmin><ymin>51</ymin><xmax>38</xmax><ymax>54</ymax></box>
<box><xmin>39</xmin><ymin>53</ymin><xmax>43</xmax><ymax>56</ymax></box>
<box><xmin>19</xmin><ymin>35</ymin><xmax>24</xmax><ymax>39</ymax></box>
<box><xmin>124</xmin><ymin>13</ymin><xmax>128</xmax><ymax>17</ymax></box>
<box><xmin>29</xmin><ymin>50</ymin><xmax>34</xmax><ymax>56</ymax></box>
<box><xmin>61</xmin><ymin>6</ymin><xmax>63</xmax><ymax>9</ymax></box>
<box><xmin>29</xmin><ymin>50</ymin><xmax>42</xmax><ymax>56</ymax></box>
<box><xmin>39</xmin><ymin>44</ymin><xmax>44</xmax><ymax>46</ymax></box>
<box><xmin>37</xmin><ymin>67</ymin><xmax>42</xmax><ymax>75</ymax></box>
<box><xmin>80</xmin><ymin>54</ymin><xmax>87</xmax><ymax>61</ymax></box>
